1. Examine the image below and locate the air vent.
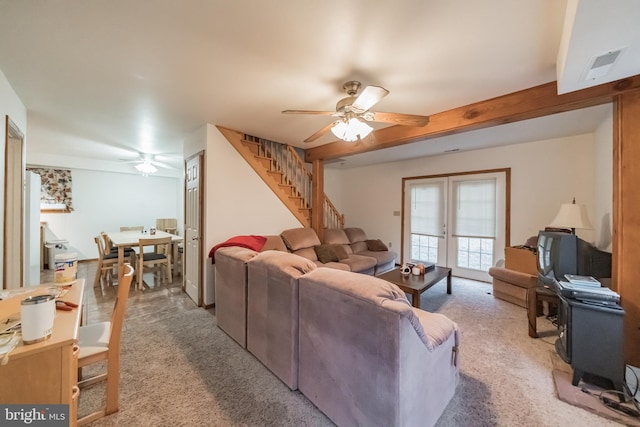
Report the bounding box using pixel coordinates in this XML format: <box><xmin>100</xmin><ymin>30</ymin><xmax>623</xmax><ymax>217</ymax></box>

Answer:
<box><xmin>584</xmin><ymin>48</ymin><xmax>626</xmax><ymax>81</ymax></box>
<box><xmin>444</xmin><ymin>148</ymin><xmax>460</xmax><ymax>153</ymax></box>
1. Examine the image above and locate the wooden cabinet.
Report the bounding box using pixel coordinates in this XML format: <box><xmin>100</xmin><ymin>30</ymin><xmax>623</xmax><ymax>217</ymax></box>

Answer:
<box><xmin>0</xmin><ymin>280</ymin><xmax>84</xmax><ymax>426</ymax></box>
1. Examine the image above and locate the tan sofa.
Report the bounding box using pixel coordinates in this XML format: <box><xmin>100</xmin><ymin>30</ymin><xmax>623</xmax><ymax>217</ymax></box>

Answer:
<box><xmin>217</xmin><ymin>247</ymin><xmax>460</xmax><ymax>426</ymax></box>
<box><xmin>489</xmin><ymin>238</ymin><xmax>539</xmax><ymax>307</ymax></box>
<box><xmin>299</xmin><ymin>267</ymin><xmax>459</xmax><ymax>427</ymax></box>
<box><xmin>214</xmin><ymin>228</ymin><xmax>396</xmax><ymax>348</ymax></box>
<box><xmin>489</xmin><ymin>266</ymin><xmax>538</xmax><ymax>308</ymax></box>
<box><xmin>281</xmin><ymin>227</ymin><xmax>397</xmax><ymax>275</ymax></box>
<box><xmin>214</xmin><ymin>235</ymin><xmax>287</xmax><ymax>347</ymax></box>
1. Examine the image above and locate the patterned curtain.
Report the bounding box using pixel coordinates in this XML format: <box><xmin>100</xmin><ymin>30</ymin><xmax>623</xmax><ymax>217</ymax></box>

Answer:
<box><xmin>26</xmin><ymin>167</ymin><xmax>74</xmax><ymax>211</ymax></box>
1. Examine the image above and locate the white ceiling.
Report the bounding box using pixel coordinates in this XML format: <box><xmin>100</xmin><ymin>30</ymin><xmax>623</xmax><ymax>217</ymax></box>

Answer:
<box><xmin>0</xmin><ymin>0</ymin><xmax>638</xmax><ymax>173</ymax></box>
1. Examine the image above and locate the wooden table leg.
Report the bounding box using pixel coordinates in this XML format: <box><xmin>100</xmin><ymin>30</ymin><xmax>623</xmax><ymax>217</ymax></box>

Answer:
<box><xmin>117</xmin><ymin>246</ymin><xmax>124</xmax><ymax>283</ymax></box>
<box><xmin>411</xmin><ymin>291</ymin><xmax>420</xmax><ymax>308</ymax></box>
<box><xmin>446</xmin><ymin>270</ymin><xmax>452</xmax><ymax>294</ymax></box>
<box><xmin>527</xmin><ymin>287</ymin><xmax>538</xmax><ymax>338</ymax></box>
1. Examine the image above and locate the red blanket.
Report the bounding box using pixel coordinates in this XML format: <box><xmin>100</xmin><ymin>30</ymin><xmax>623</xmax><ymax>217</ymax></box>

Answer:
<box><xmin>209</xmin><ymin>235</ymin><xmax>267</xmax><ymax>263</ymax></box>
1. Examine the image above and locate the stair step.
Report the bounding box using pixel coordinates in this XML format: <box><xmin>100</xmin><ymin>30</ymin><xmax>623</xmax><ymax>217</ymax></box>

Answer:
<box><xmin>241</xmin><ymin>139</ymin><xmax>260</xmax><ymax>156</ymax></box>
<box><xmin>255</xmin><ymin>155</ymin><xmax>272</xmax><ymax>169</ymax></box>
<box><xmin>279</xmin><ymin>184</ymin><xmax>296</xmax><ymax>196</ymax></box>
<box><xmin>288</xmin><ymin>196</ymin><xmax>304</xmax><ymax>207</ymax></box>
<box><xmin>267</xmin><ymin>170</ymin><xmax>283</xmax><ymax>183</ymax></box>
<box><xmin>299</xmin><ymin>208</ymin><xmax>312</xmax><ymax>218</ymax></box>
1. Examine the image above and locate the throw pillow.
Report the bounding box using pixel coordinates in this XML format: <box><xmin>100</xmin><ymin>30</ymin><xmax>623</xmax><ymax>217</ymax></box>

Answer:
<box><xmin>366</xmin><ymin>239</ymin><xmax>388</xmax><ymax>251</ymax></box>
<box><xmin>314</xmin><ymin>244</ymin><xmax>339</xmax><ymax>263</ymax></box>
<box><xmin>331</xmin><ymin>244</ymin><xmax>350</xmax><ymax>260</ymax></box>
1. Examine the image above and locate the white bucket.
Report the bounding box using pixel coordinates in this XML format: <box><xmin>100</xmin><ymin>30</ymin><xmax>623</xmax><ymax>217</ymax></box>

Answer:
<box><xmin>54</xmin><ymin>252</ymin><xmax>78</xmax><ymax>285</ymax></box>
<box><xmin>21</xmin><ymin>294</ymin><xmax>55</xmax><ymax>344</ymax></box>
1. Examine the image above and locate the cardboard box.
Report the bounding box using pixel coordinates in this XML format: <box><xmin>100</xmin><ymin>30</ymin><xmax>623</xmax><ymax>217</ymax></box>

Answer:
<box><xmin>504</xmin><ymin>247</ymin><xmax>538</xmax><ymax>276</ymax></box>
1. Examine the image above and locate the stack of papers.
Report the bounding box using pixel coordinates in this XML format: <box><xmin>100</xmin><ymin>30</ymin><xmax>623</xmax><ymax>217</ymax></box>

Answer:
<box><xmin>564</xmin><ymin>274</ymin><xmax>601</xmax><ymax>287</ymax></box>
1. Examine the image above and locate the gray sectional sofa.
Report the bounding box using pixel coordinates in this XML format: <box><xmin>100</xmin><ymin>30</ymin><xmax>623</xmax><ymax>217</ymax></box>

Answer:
<box><xmin>213</xmin><ymin>227</ymin><xmax>460</xmax><ymax>427</ymax></box>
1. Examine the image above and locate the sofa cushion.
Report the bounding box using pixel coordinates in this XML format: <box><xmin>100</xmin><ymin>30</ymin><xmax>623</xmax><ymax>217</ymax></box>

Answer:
<box><xmin>261</xmin><ymin>235</ymin><xmax>287</xmax><ymax>252</ymax></box>
<box><xmin>350</xmin><ymin>241</ymin><xmax>368</xmax><ymax>254</ymax></box>
<box><xmin>314</xmin><ymin>244</ymin><xmax>339</xmax><ymax>263</ymax></box>
<box><xmin>343</xmin><ymin>227</ymin><xmax>368</xmax><ymax>244</ymax></box>
<box><xmin>292</xmin><ymin>247</ymin><xmax>318</xmax><ymax>262</ymax></box>
<box><xmin>338</xmin><ymin>254</ymin><xmax>377</xmax><ymax>274</ymax></box>
<box><xmin>330</xmin><ymin>244</ymin><xmax>349</xmax><ymax>260</ymax></box>
<box><xmin>323</xmin><ymin>228</ymin><xmax>351</xmax><ymax>245</ymax></box>
<box><xmin>281</xmin><ymin>228</ymin><xmax>321</xmax><ymax>251</ymax></box>
<box><xmin>251</xmin><ymin>249</ymin><xmax>317</xmax><ymax>276</ymax></box>
<box><xmin>366</xmin><ymin>239</ymin><xmax>388</xmax><ymax>251</ymax></box>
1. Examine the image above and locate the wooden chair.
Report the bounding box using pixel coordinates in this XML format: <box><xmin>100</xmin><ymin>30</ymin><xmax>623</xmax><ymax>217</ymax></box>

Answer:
<box><xmin>94</xmin><ymin>235</ymin><xmax>118</xmax><ymax>288</ymax></box>
<box><xmin>119</xmin><ymin>226</ymin><xmax>144</xmax><ymax>232</ymax></box>
<box><xmin>137</xmin><ymin>237</ymin><xmax>172</xmax><ymax>290</ymax></box>
<box><xmin>78</xmin><ymin>263</ymin><xmax>134</xmax><ymax>426</ymax></box>
<box><xmin>102</xmin><ymin>231</ymin><xmax>135</xmax><ymax>260</ymax></box>
<box><xmin>156</xmin><ymin>218</ymin><xmax>178</xmax><ymax>234</ymax></box>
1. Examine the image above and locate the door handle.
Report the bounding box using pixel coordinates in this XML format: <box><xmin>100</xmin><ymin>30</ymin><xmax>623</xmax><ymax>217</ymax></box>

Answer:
<box><xmin>192</xmin><ymin>236</ymin><xmax>199</xmax><ymax>241</ymax></box>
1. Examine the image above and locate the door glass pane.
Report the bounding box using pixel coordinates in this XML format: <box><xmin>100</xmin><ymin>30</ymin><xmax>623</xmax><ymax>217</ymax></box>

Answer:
<box><xmin>457</xmin><ymin>237</ymin><xmax>493</xmax><ymax>271</ymax></box>
<box><xmin>411</xmin><ymin>233</ymin><xmax>438</xmax><ymax>263</ymax></box>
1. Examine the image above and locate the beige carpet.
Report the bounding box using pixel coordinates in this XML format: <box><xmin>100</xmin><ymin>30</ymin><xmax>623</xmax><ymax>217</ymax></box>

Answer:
<box><xmin>79</xmin><ymin>277</ymin><xmax>628</xmax><ymax>426</ymax></box>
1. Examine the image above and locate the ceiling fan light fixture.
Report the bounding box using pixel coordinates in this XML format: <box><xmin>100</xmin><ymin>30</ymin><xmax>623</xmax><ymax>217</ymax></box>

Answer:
<box><xmin>331</xmin><ymin>117</ymin><xmax>373</xmax><ymax>142</ymax></box>
<box><xmin>135</xmin><ymin>160</ymin><xmax>158</xmax><ymax>175</ymax></box>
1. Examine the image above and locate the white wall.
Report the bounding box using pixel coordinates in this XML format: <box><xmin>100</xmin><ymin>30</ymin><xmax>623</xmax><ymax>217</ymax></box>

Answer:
<box><xmin>325</xmin><ymin>132</ymin><xmax>601</xmax><ymax>262</ymax></box>
<box><xmin>40</xmin><ymin>169</ymin><xmax>182</xmax><ymax>260</ymax></box>
<box><xmin>201</xmin><ymin>124</ymin><xmax>301</xmax><ymax>305</ymax></box>
<box><xmin>0</xmin><ymin>69</ymin><xmax>28</xmax><ymax>284</ymax></box>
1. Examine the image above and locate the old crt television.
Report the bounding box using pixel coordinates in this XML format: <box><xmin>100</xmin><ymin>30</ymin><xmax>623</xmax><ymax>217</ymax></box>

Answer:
<box><xmin>537</xmin><ymin>231</ymin><xmax>578</xmax><ymax>286</ymax></box>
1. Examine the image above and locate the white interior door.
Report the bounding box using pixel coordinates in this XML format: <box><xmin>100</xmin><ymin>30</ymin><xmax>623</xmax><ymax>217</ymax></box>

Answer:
<box><xmin>184</xmin><ymin>153</ymin><xmax>203</xmax><ymax>305</ymax></box>
<box><xmin>3</xmin><ymin>117</ymin><xmax>24</xmax><ymax>290</ymax></box>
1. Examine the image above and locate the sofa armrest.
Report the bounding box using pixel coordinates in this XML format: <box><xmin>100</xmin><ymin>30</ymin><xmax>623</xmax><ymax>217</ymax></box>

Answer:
<box><xmin>488</xmin><ymin>267</ymin><xmax>537</xmax><ymax>289</ymax></box>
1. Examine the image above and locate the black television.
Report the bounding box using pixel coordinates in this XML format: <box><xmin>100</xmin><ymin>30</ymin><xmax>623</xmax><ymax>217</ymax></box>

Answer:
<box><xmin>537</xmin><ymin>231</ymin><xmax>578</xmax><ymax>286</ymax></box>
<box><xmin>536</xmin><ymin>230</ymin><xmax>612</xmax><ymax>287</ymax></box>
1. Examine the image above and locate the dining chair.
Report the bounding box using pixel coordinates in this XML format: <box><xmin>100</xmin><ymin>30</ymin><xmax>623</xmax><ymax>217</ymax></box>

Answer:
<box><xmin>119</xmin><ymin>226</ymin><xmax>144</xmax><ymax>232</ymax></box>
<box><xmin>94</xmin><ymin>235</ymin><xmax>118</xmax><ymax>288</ymax></box>
<box><xmin>101</xmin><ymin>231</ymin><xmax>135</xmax><ymax>260</ymax></box>
<box><xmin>156</xmin><ymin>218</ymin><xmax>178</xmax><ymax>234</ymax></box>
<box><xmin>78</xmin><ymin>263</ymin><xmax>134</xmax><ymax>426</ymax></box>
<box><xmin>137</xmin><ymin>237</ymin><xmax>172</xmax><ymax>290</ymax></box>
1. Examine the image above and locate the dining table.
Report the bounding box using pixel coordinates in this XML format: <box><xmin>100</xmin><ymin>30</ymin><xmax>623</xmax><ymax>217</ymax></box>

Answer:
<box><xmin>106</xmin><ymin>230</ymin><xmax>183</xmax><ymax>279</ymax></box>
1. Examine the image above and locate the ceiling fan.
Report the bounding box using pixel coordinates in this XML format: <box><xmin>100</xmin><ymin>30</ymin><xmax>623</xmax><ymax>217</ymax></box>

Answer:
<box><xmin>121</xmin><ymin>153</ymin><xmax>176</xmax><ymax>174</ymax></box>
<box><xmin>282</xmin><ymin>81</ymin><xmax>430</xmax><ymax>143</ymax></box>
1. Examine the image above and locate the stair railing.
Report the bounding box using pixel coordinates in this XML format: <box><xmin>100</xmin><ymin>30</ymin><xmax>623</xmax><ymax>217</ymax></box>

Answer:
<box><xmin>245</xmin><ymin>134</ymin><xmax>344</xmax><ymax>228</ymax></box>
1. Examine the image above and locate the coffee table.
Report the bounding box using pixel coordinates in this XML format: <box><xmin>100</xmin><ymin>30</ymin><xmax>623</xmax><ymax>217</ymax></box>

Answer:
<box><xmin>379</xmin><ymin>266</ymin><xmax>452</xmax><ymax>309</ymax></box>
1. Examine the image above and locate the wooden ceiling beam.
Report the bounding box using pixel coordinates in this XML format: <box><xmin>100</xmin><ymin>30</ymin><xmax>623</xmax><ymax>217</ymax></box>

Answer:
<box><xmin>304</xmin><ymin>75</ymin><xmax>640</xmax><ymax>162</ymax></box>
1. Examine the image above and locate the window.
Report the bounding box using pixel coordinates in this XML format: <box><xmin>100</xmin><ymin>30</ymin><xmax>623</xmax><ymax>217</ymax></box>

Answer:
<box><xmin>26</xmin><ymin>167</ymin><xmax>74</xmax><ymax>212</ymax></box>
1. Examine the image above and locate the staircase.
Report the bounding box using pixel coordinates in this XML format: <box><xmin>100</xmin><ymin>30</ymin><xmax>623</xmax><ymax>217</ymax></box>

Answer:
<box><xmin>217</xmin><ymin>127</ymin><xmax>345</xmax><ymax>229</ymax></box>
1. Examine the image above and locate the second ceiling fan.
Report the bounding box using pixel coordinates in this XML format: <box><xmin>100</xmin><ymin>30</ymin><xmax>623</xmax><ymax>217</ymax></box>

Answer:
<box><xmin>282</xmin><ymin>81</ymin><xmax>429</xmax><ymax>143</ymax></box>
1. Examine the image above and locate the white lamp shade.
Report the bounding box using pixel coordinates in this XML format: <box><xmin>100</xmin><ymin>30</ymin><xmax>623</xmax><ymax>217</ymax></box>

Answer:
<box><xmin>549</xmin><ymin>203</ymin><xmax>593</xmax><ymax>230</ymax></box>
<box><xmin>135</xmin><ymin>160</ymin><xmax>158</xmax><ymax>175</ymax></box>
<box><xmin>331</xmin><ymin>117</ymin><xmax>373</xmax><ymax>142</ymax></box>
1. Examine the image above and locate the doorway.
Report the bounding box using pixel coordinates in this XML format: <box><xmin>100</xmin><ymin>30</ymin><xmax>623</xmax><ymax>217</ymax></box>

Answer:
<box><xmin>3</xmin><ymin>116</ymin><xmax>25</xmax><ymax>290</ymax></box>
<box><xmin>184</xmin><ymin>151</ymin><xmax>203</xmax><ymax>305</ymax></box>
<box><xmin>402</xmin><ymin>169</ymin><xmax>509</xmax><ymax>282</ymax></box>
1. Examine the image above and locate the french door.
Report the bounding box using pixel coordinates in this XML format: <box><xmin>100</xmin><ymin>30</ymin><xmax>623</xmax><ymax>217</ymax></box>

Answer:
<box><xmin>403</xmin><ymin>170</ymin><xmax>507</xmax><ymax>282</ymax></box>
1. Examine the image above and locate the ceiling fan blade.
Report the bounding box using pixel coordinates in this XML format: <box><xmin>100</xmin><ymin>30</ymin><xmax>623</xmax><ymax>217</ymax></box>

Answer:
<box><xmin>370</xmin><ymin>111</ymin><xmax>429</xmax><ymax>127</ymax></box>
<box><xmin>352</xmin><ymin>86</ymin><xmax>389</xmax><ymax>112</ymax></box>
<box><xmin>282</xmin><ymin>110</ymin><xmax>336</xmax><ymax>115</ymax></box>
<box><xmin>150</xmin><ymin>160</ymin><xmax>175</xmax><ymax>170</ymax></box>
<box><xmin>304</xmin><ymin>122</ymin><xmax>337</xmax><ymax>143</ymax></box>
